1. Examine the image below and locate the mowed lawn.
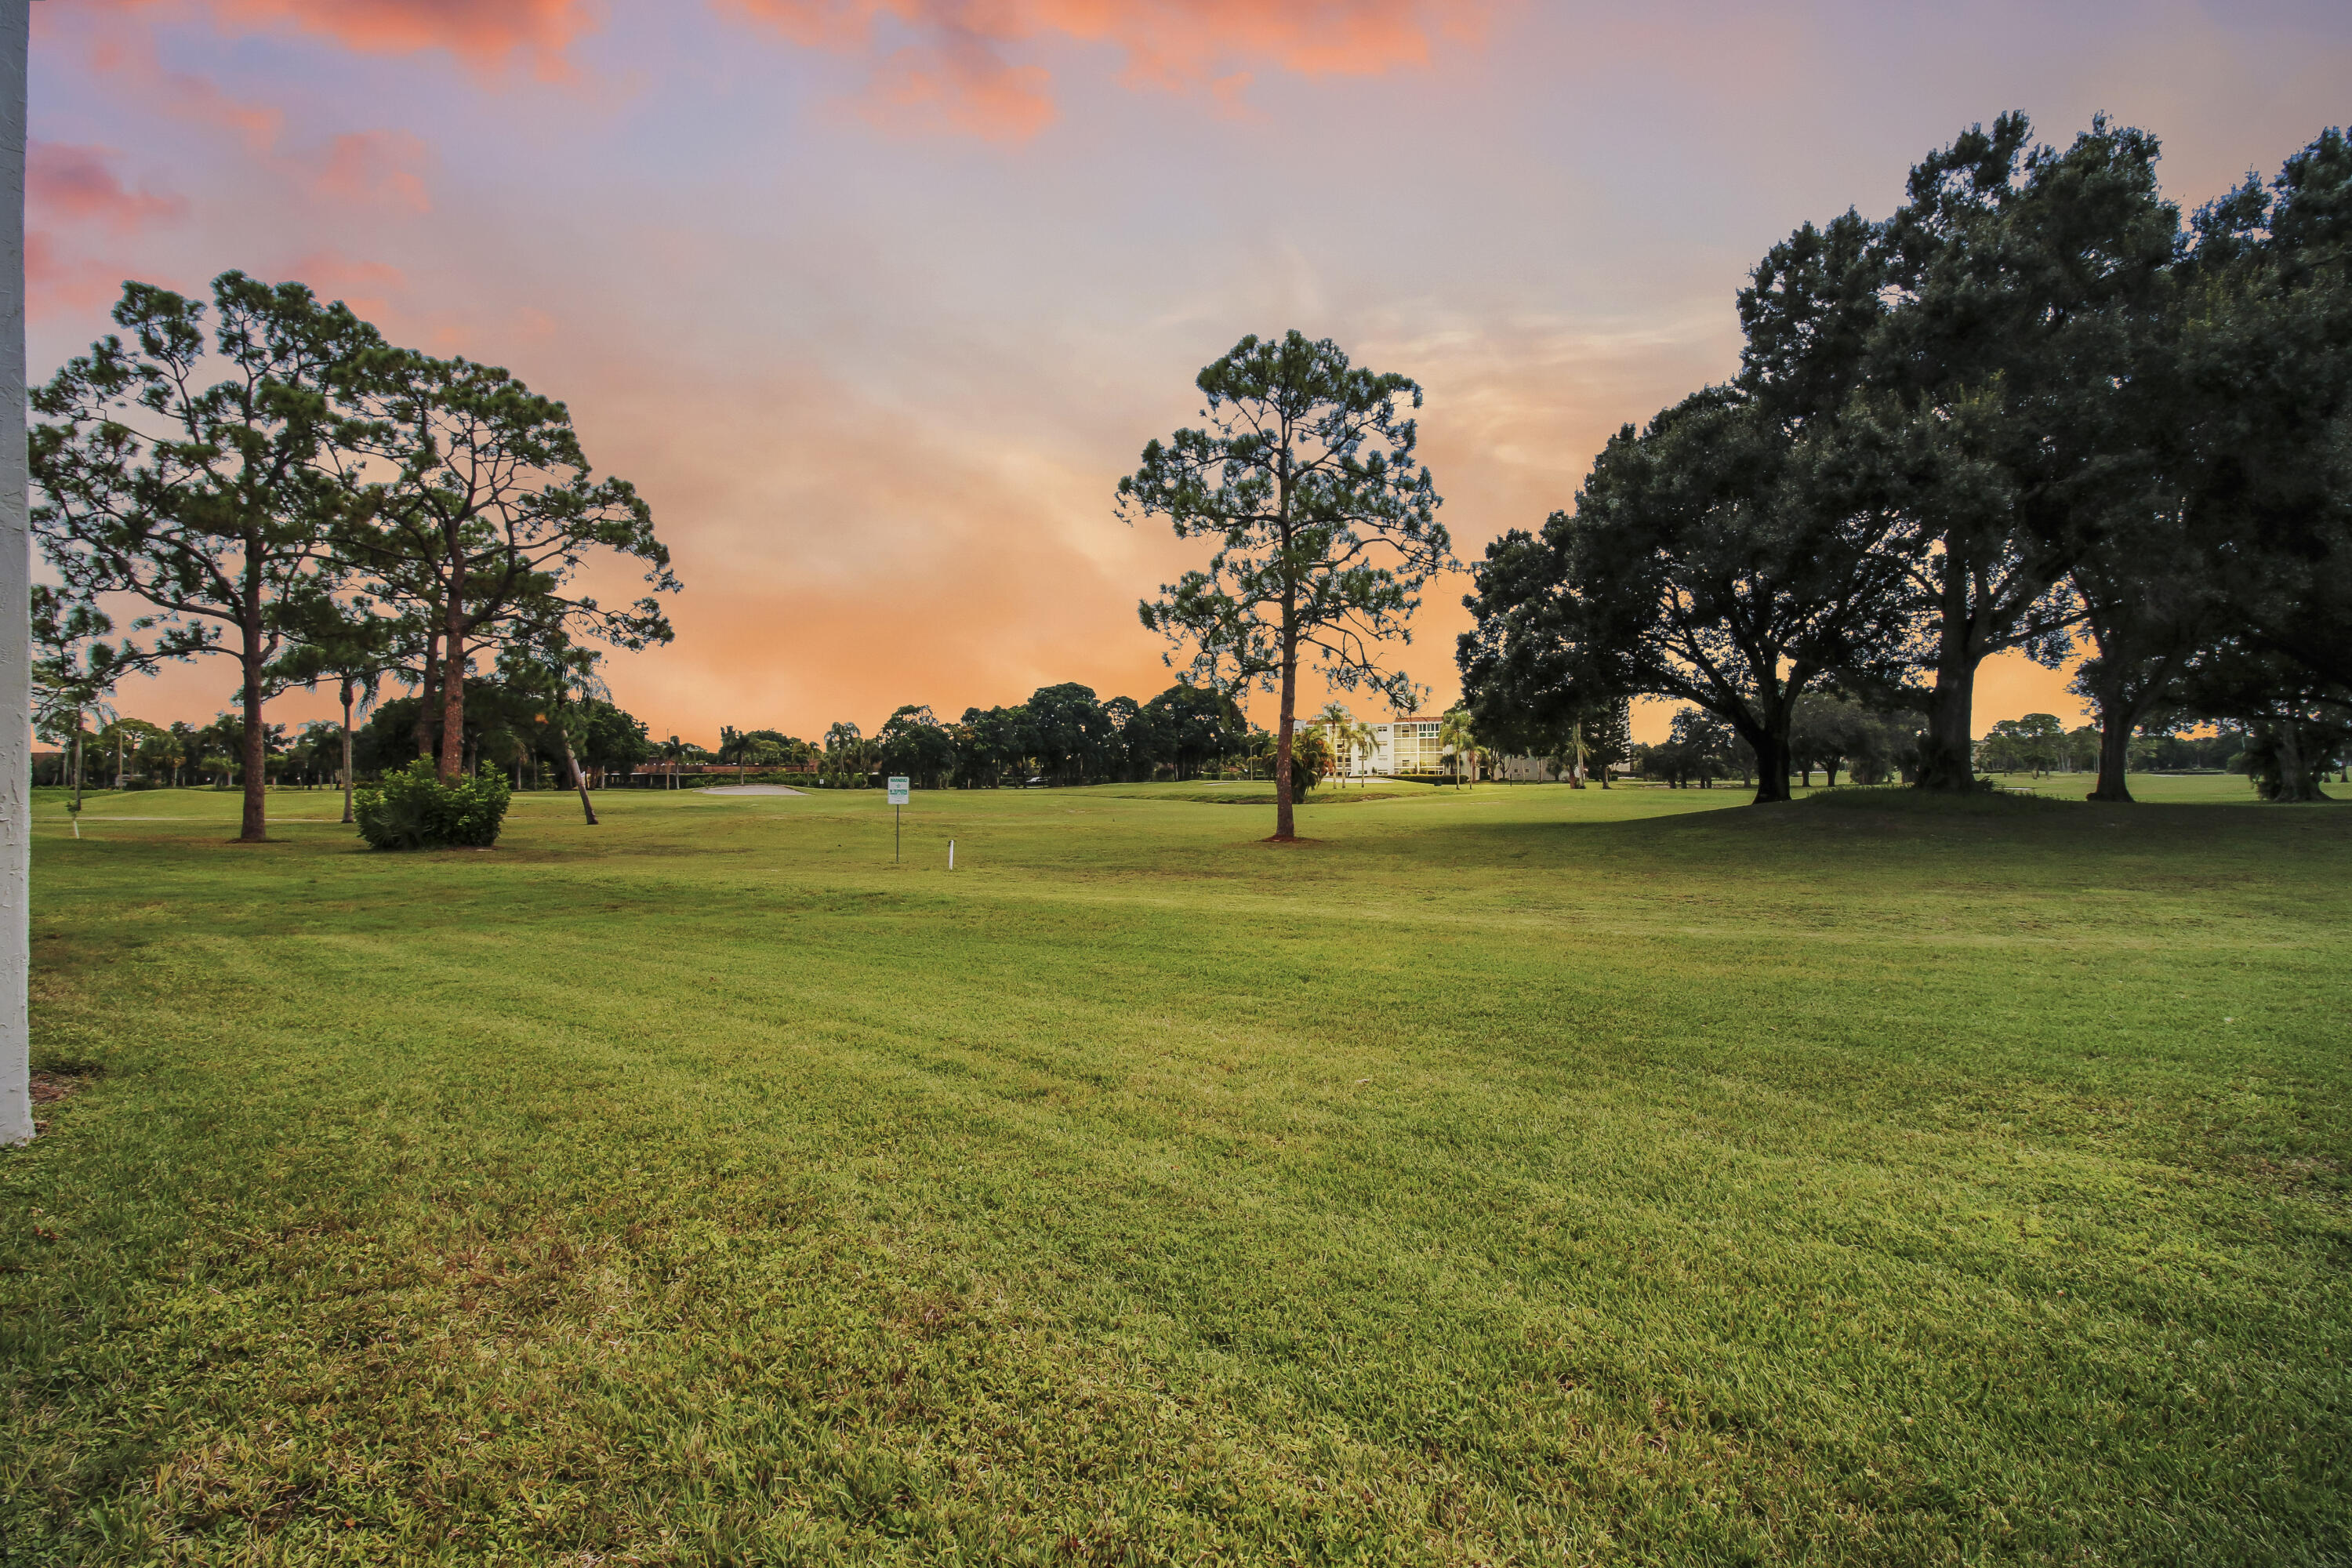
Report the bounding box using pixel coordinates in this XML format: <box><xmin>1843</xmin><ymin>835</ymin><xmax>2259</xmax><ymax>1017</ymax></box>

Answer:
<box><xmin>2</xmin><ymin>779</ymin><xmax>2346</xmax><ymax>1566</ymax></box>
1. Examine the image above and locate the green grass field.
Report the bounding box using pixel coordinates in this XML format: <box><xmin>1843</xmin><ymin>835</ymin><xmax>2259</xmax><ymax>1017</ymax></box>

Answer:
<box><xmin>4</xmin><ymin>777</ymin><xmax>2347</xmax><ymax>1565</ymax></box>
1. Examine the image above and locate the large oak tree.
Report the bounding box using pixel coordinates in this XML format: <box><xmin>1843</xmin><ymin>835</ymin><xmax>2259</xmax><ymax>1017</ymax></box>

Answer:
<box><xmin>1862</xmin><ymin>114</ymin><xmax>2180</xmax><ymax>789</ymax></box>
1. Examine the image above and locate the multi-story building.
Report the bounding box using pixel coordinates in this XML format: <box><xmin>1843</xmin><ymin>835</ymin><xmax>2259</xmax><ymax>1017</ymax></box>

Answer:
<box><xmin>1295</xmin><ymin>714</ymin><xmax>1450</xmax><ymax>778</ymax></box>
<box><xmin>1298</xmin><ymin>716</ymin><xmax>1595</xmax><ymax>782</ymax></box>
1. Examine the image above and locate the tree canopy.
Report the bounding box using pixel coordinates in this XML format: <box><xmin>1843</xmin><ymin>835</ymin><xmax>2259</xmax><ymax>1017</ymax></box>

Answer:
<box><xmin>1462</xmin><ymin>114</ymin><xmax>2351</xmax><ymax>805</ymax></box>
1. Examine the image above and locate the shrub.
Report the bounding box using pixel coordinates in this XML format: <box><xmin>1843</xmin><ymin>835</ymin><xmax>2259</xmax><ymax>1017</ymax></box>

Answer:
<box><xmin>354</xmin><ymin>760</ymin><xmax>513</xmax><ymax>850</ymax></box>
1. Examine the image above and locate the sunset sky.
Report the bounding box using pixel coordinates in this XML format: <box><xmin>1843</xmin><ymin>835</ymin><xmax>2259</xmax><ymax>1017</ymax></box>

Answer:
<box><xmin>28</xmin><ymin>1</ymin><xmax>2352</xmax><ymax>746</ymax></box>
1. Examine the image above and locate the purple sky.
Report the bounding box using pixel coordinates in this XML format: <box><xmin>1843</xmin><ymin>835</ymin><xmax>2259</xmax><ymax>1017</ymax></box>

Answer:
<box><xmin>29</xmin><ymin>1</ymin><xmax>2352</xmax><ymax>742</ymax></box>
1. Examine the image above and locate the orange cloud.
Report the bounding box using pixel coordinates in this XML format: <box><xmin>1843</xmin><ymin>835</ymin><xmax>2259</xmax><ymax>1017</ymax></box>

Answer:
<box><xmin>28</xmin><ymin>142</ymin><xmax>190</xmax><ymax>234</ymax></box>
<box><xmin>865</xmin><ymin>38</ymin><xmax>1055</xmax><ymax>141</ymax></box>
<box><xmin>720</xmin><ymin>0</ymin><xmax>1490</xmax><ymax>139</ymax></box>
<box><xmin>85</xmin><ymin>0</ymin><xmax>600</xmax><ymax>80</ymax></box>
<box><xmin>314</xmin><ymin>129</ymin><xmax>433</xmax><ymax>212</ymax></box>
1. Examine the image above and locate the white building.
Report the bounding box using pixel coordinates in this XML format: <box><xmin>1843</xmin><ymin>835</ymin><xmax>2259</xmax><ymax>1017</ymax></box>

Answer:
<box><xmin>1300</xmin><ymin>715</ymin><xmax>1594</xmax><ymax>782</ymax></box>
<box><xmin>1291</xmin><ymin>714</ymin><xmax>1450</xmax><ymax>778</ymax></box>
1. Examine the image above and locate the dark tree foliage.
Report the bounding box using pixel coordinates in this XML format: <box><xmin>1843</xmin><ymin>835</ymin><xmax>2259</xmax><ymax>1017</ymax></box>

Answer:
<box><xmin>953</xmin><ymin>705</ymin><xmax>1032</xmax><ymax>788</ymax></box>
<box><xmin>1637</xmin><ymin>708</ymin><xmax>1750</xmax><ymax>789</ymax></box>
<box><xmin>1858</xmin><ymin>114</ymin><xmax>2180</xmax><ymax>790</ymax></box>
<box><xmin>2171</xmin><ymin>129</ymin><xmax>2352</xmax><ymax>691</ymax></box>
<box><xmin>1460</xmin><ymin>112</ymin><xmax>2352</xmax><ymax>809</ymax></box>
<box><xmin>1463</xmin><ymin>198</ymin><xmax>1915</xmax><ymax>804</ymax></box>
<box><xmin>1098</xmin><ymin>696</ymin><xmax>1142</xmax><ymax>782</ymax></box>
<box><xmin>1138</xmin><ymin>682</ymin><xmax>1247</xmax><ymax>781</ymax></box>
<box><xmin>1461</xmin><ymin>385</ymin><xmax>1911</xmax><ymax>804</ymax></box>
<box><xmin>2066</xmin><ymin>530</ymin><xmax>2211</xmax><ymax>803</ymax></box>
<box><xmin>1024</xmin><ymin>683</ymin><xmax>1118</xmax><ymax>786</ymax></box>
<box><xmin>573</xmin><ymin>699</ymin><xmax>655</xmax><ymax>782</ymax></box>
<box><xmin>877</xmin><ymin>705</ymin><xmax>958</xmax><ymax>789</ymax></box>
<box><xmin>1791</xmin><ymin>694</ymin><xmax>1909</xmax><ymax>787</ymax></box>
<box><xmin>2171</xmin><ymin>640</ymin><xmax>2347</xmax><ymax>802</ymax></box>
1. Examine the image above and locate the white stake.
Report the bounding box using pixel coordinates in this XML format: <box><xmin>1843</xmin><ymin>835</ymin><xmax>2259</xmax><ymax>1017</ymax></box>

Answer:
<box><xmin>948</xmin><ymin>838</ymin><xmax>955</xmax><ymax>871</ymax></box>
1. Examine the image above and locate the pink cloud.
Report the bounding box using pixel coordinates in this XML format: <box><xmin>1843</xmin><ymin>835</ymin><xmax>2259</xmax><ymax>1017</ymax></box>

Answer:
<box><xmin>24</xmin><ymin>144</ymin><xmax>187</xmax><ymax>324</ymax></box>
<box><xmin>79</xmin><ymin>20</ymin><xmax>288</xmax><ymax>151</ymax></box>
<box><xmin>720</xmin><ymin>0</ymin><xmax>1490</xmax><ymax>140</ymax></box>
<box><xmin>865</xmin><ymin>37</ymin><xmax>1056</xmax><ymax>141</ymax></box>
<box><xmin>79</xmin><ymin>0</ymin><xmax>601</xmax><ymax>81</ymax></box>
<box><xmin>314</xmin><ymin>129</ymin><xmax>433</xmax><ymax>212</ymax></box>
<box><xmin>28</xmin><ymin>142</ymin><xmax>190</xmax><ymax>234</ymax></box>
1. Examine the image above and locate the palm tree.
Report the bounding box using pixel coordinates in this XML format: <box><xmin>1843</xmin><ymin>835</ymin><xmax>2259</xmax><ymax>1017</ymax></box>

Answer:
<box><xmin>1347</xmin><ymin>718</ymin><xmax>1379</xmax><ymax>786</ymax></box>
<box><xmin>31</xmin><ymin>587</ymin><xmax>139</xmax><ymax>821</ymax></box>
<box><xmin>274</xmin><ymin>602</ymin><xmax>408</xmax><ymax>823</ymax></box>
<box><xmin>823</xmin><ymin>720</ymin><xmax>870</xmax><ymax>788</ymax></box>
<box><xmin>720</xmin><ymin>724</ymin><xmax>753</xmax><ymax>782</ymax></box>
<box><xmin>1548</xmin><ymin>720</ymin><xmax>1592</xmax><ymax>789</ymax></box>
<box><xmin>1439</xmin><ymin>708</ymin><xmax>1477</xmax><ymax>789</ymax></box>
<box><xmin>1310</xmin><ymin>701</ymin><xmax>1352</xmax><ymax>787</ymax></box>
<box><xmin>503</xmin><ymin>639</ymin><xmax>614</xmax><ymax>824</ymax></box>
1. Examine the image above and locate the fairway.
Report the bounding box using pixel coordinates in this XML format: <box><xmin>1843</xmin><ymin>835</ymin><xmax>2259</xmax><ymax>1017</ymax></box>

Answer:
<box><xmin>4</xmin><ymin>782</ymin><xmax>2347</xmax><ymax>1565</ymax></box>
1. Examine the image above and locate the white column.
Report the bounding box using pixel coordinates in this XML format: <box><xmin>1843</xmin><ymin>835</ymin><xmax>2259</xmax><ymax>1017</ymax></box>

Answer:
<box><xmin>0</xmin><ymin>0</ymin><xmax>30</xmax><ymax>1147</ymax></box>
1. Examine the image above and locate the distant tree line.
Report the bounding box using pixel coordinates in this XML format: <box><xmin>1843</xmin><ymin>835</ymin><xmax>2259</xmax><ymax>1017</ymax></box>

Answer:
<box><xmin>1461</xmin><ymin>115</ymin><xmax>2352</xmax><ymax>804</ymax></box>
<box><xmin>1620</xmin><ymin>700</ymin><xmax>2308</xmax><ymax>791</ymax></box>
<box><xmin>36</xmin><ymin>688</ymin><xmax>659</xmax><ymax>794</ymax></box>
<box><xmin>705</xmin><ymin>681</ymin><xmax>1259</xmax><ymax>792</ymax></box>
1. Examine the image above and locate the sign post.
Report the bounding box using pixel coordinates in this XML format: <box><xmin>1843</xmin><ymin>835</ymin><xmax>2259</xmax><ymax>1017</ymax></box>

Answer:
<box><xmin>887</xmin><ymin>775</ymin><xmax>909</xmax><ymax>862</ymax></box>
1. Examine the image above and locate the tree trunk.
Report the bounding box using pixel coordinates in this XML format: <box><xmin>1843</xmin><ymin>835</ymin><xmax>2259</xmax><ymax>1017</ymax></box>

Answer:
<box><xmin>413</xmin><ymin>634</ymin><xmax>439</xmax><ymax>766</ymax></box>
<box><xmin>561</xmin><ymin>728</ymin><xmax>598</xmax><ymax>825</ymax></box>
<box><xmin>2258</xmin><ymin>721</ymin><xmax>2330</xmax><ymax>803</ymax></box>
<box><xmin>1272</xmin><ymin>583</ymin><xmax>1298</xmax><ymax>840</ymax></box>
<box><xmin>1749</xmin><ymin>724</ymin><xmax>1794</xmax><ymax>804</ymax></box>
<box><xmin>442</xmin><ymin>639</ymin><xmax>468</xmax><ymax>780</ymax></box>
<box><xmin>438</xmin><ymin>614</ymin><xmax>467</xmax><ymax>782</ymax></box>
<box><xmin>339</xmin><ymin>681</ymin><xmax>356</xmax><ymax>825</ymax></box>
<box><xmin>238</xmin><ymin>637</ymin><xmax>267</xmax><ymax>842</ymax></box>
<box><xmin>1272</xmin><ymin>658</ymin><xmax>1298</xmax><ymax>841</ymax></box>
<box><xmin>69</xmin><ymin>714</ymin><xmax>82</xmax><ymax>815</ymax></box>
<box><xmin>1915</xmin><ymin>565</ymin><xmax>1980</xmax><ymax>792</ymax></box>
<box><xmin>2090</xmin><ymin>712</ymin><xmax>2135</xmax><ymax>804</ymax></box>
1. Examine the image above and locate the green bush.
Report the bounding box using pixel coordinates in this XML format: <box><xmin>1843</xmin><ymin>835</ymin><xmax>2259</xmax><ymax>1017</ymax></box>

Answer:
<box><xmin>354</xmin><ymin>760</ymin><xmax>513</xmax><ymax>851</ymax></box>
